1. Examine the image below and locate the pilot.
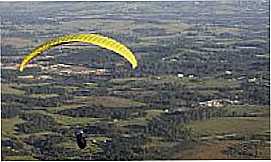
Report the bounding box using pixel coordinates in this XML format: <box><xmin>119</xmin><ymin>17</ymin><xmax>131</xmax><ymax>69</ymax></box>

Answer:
<box><xmin>75</xmin><ymin>130</ymin><xmax>87</xmax><ymax>149</ymax></box>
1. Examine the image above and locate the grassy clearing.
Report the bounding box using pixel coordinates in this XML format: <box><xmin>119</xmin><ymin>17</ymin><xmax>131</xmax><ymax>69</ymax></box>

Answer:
<box><xmin>29</xmin><ymin>110</ymin><xmax>102</xmax><ymax>126</ymax></box>
<box><xmin>174</xmin><ymin>77</ymin><xmax>240</xmax><ymax>89</ymax></box>
<box><xmin>112</xmin><ymin>75</ymin><xmax>183</xmax><ymax>87</ymax></box>
<box><xmin>196</xmin><ymin>90</ymin><xmax>219</xmax><ymax>96</ymax></box>
<box><xmin>188</xmin><ymin>117</ymin><xmax>270</xmax><ymax>137</ymax></box>
<box><xmin>1</xmin><ymin>84</ymin><xmax>25</xmax><ymax>95</ymax></box>
<box><xmin>110</xmin><ymin>77</ymin><xmax>148</xmax><ymax>84</ymax></box>
<box><xmin>20</xmin><ymin>83</ymin><xmax>79</xmax><ymax>92</ymax></box>
<box><xmin>193</xmin><ymin>78</ymin><xmax>240</xmax><ymax>89</ymax></box>
<box><xmin>114</xmin><ymin>117</ymin><xmax>148</xmax><ymax>127</ymax></box>
<box><xmin>136</xmin><ymin>21</ymin><xmax>191</xmax><ymax>34</ymax></box>
<box><xmin>83</xmin><ymin>82</ymin><xmax>98</xmax><ymax>88</ymax></box>
<box><xmin>60</xmin><ymin>19</ymin><xmax>134</xmax><ymax>33</ymax></box>
<box><xmin>177</xmin><ymin>139</ymin><xmax>270</xmax><ymax>159</ymax></box>
<box><xmin>256</xmin><ymin>53</ymin><xmax>270</xmax><ymax>59</ymax></box>
<box><xmin>90</xmin><ymin>136</ymin><xmax>111</xmax><ymax>142</ymax></box>
<box><xmin>174</xmin><ymin>140</ymin><xmax>239</xmax><ymax>159</ymax></box>
<box><xmin>55</xmin><ymin>139</ymin><xmax>78</xmax><ymax>149</ymax></box>
<box><xmin>1</xmin><ymin>117</ymin><xmax>25</xmax><ymax>138</ymax></box>
<box><xmin>4</xmin><ymin>155</ymin><xmax>38</xmax><ymax>161</ymax></box>
<box><xmin>46</xmin><ymin>104</ymin><xmax>85</xmax><ymax>113</ymax></box>
<box><xmin>18</xmin><ymin>131</ymin><xmax>57</xmax><ymax>139</ymax></box>
<box><xmin>2</xmin><ymin>37</ymin><xmax>33</xmax><ymax>48</ymax></box>
<box><xmin>30</xmin><ymin>93</ymin><xmax>59</xmax><ymax>99</ymax></box>
<box><xmin>207</xmin><ymin>26</ymin><xmax>240</xmax><ymax>34</ymax></box>
<box><xmin>53</xmin><ymin>114</ymin><xmax>102</xmax><ymax>126</ymax></box>
<box><xmin>145</xmin><ymin>109</ymin><xmax>164</xmax><ymax>120</ymax></box>
<box><xmin>143</xmin><ymin>136</ymin><xmax>179</xmax><ymax>155</ymax></box>
<box><xmin>223</xmin><ymin>105</ymin><xmax>270</xmax><ymax>116</ymax></box>
<box><xmin>71</xmin><ymin>96</ymin><xmax>146</xmax><ymax>108</ymax></box>
<box><xmin>110</xmin><ymin>76</ymin><xmax>240</xmax><ymax>92</ymax></box>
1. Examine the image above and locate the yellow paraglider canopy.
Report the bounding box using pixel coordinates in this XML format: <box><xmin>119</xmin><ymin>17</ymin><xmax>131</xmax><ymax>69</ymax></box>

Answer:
<box><xmin>19</xmin><ymin>34</ymin><xmax>138</xmax><ymax>72</ymax></box>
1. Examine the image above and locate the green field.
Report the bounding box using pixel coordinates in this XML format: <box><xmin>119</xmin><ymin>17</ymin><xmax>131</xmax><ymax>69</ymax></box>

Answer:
<box><xmin>1</xmin><ymin>1</ymin><xmax>270</xmax><ymax>160</ymax></box>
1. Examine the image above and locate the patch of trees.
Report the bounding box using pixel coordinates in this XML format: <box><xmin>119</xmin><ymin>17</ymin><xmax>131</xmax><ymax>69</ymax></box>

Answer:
<box><xmin>17</xmin><ymin>84</ymin><xmax>67</xmax><ymax>95</ymax></box>
<box><xmin>2</xmin><ymin>94</ymin><xmax>71</xmax><ymax>107</ymax></box>
<box><xmin>16</xmin><ymin>113</ymin><xmax>59</xmax><ymax>134</ymax></box>
<box><xmin>71</xmin><ymin>85</ymin><xmax>112</xmax><ymax>97</ymax></box>
<box><xmin>146</xmin><ymin>117</ymin><xmax>194</xmax><ymax>141</ymax></box>
<box><xmin>142</xmin><ymin>137</ymin><xmax>195</xmax><ymax>160</ymax></box>
<box><xmin>133</xmin><ymin>28</ymin><xmax>167</xmax><ymax>37</ymax></box>
<box><xmin>124</xmin><ymin>125</ymin><xmax>146</xmax><ymax>134</ymax></box>
<box><xmin>58</xmin><ymin>123</ymin><xmax>123</xmax><ymax>139</ymax></box>
<box><xmin>58</xmin><ymin>105</ymin><xmax>146</xmax><ymax>119</ymax></box>
<box><xmin>94</xmin><ymin>135</ymin><xmax>145</xmax><ymax>160</ymax></box>
<box><xmin>133</xmin><ymin>36</ymin><xmax>269</xmax><ymax>78</ymax></box>
<box><xmin>101</xmin><ymin>32</ymin><xmax>139</xmax><ymax>44</ymax></box>
<box><xmin>112</xmin><ymin>88</ymin><xmax>217</xmax><ymax>108</ymax></box>
<box><xmin>1</xmin><ymin>104</ymin><xmax>21</xmax><ymax>118</ymax></box>
<box><xmin>2</xmin><ymin>68</ymin><xmax>42</xmax><ymax>83</ymax></box>
<box><xmin>1</xmin><ymin>69</ymin><xmax>20</xmax><ymax>82</ymax></box>
<box><xmin>234</xmin><ymin>40</ymin><xmax>269</xmax><ymax>51</ymax></box>
<box><xmin>1</xmin><ymin>45</ymin><xmax>20</xmax><ymax>56</ymax></box>
<box><xmin>146</xmin><ymin>107</ymin><xmax>229</xmax><ymax>140</ymax></box>
<box><xmin>224</xmin><ymin>140</ymin><xmax>268</xmax><ymax>159</ymax></box>
<box><xmin>241</xmin><ymin>81</ymin><xmax>270</xmax><ymax>105</ymax></box>
<box><xmin>23</xmin><ymin>134</ymin><xmax>82</xmax><ymax>160</ymax></box>
<box><xmin>83</xmin><ymin>125</ymin><xmax>111</xmax><ymax>136</ymax></box>
<box><xmin>71</xmin><ymin>89</ymin><xmax>93</xmax><ymax>96</ymax></box>
<box><xmin>1</xmin><ymin>138</ymin><xmax>32</xmax><ymax>159</ymax></box>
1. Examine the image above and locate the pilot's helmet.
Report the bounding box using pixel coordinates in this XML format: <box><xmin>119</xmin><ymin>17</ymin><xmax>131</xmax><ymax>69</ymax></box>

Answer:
<box><xmin>75</xmin><ymin>129</ymin><xmax>84</xmax><ymax>136</ymax></box>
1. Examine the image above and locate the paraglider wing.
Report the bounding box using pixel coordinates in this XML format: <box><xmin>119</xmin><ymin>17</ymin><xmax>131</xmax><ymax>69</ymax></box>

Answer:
<box><xmin>19</xmin><ymin>34</ymin><xmax>138</xmax><ymax>72</ymax></box>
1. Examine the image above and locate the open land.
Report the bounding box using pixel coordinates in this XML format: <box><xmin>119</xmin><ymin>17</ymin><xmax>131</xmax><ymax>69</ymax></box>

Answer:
<box><xmin>1</xmin><ymin>1</ymin><xmax>270</xmax><ymax>160</ymax></box>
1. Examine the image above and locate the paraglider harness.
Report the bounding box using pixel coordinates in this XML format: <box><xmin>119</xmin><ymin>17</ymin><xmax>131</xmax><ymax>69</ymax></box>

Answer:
<box><xmin>75</xmin><ymin>129</ymin><xmax>87</xmax><ymax>149</ymax></box>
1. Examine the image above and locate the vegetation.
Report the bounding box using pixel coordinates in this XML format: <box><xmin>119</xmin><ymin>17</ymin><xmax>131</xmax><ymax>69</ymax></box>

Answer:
<box><xmin>1</xmin><ymin>1</ymin><xmax>270</xmax><ymax>160</ymax></box>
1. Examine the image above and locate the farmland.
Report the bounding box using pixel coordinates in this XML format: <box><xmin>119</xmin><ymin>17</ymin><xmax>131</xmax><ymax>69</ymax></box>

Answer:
<box><xmin>1</xmin><ymin>1</ymin><xmax>270</xmax><ymax>160</ymax></box>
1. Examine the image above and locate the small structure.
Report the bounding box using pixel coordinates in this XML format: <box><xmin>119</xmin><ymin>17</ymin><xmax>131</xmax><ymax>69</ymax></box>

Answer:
<box><xmin>225</xmin><ymin>71</ymin><xmax>232</xmax><ymax>75</ymax></box>
<box><xmin>95</xmin><ymin>69</ymin><xmax>107</xmax><ymax>75</ymax></box>
<box><xmin>177</xmin><ymin>73</ymin><xmax>184</xmax><ymax>78</ymax></box>
<box><xmin>170</xmin><ymin>58</ymin><xmax>178</xmax><ymax>62</ymax></box>
<box><xmin>37</xmin><ymin>75</ymin><xmax>53</xmax><ymax>80</ymax></box>
<box><xmin>199</xmin><ymin>98</ymin><xmax>240</xmax><ymax>107</ymax></box>
<box><xmin>199</xmin><ymin>99</ymin><xmax>224</xmax><ymax>107</ymax></box>
<box><xmin>248</xmin><ymin>77</ymin><xmax>257</xmax><ymax>83</ymax></box>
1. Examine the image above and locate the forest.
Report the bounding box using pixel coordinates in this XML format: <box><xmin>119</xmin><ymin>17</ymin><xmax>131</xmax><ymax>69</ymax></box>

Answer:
<box><xmin>1</xmin><ymin>1</ymin><xmax>270</xmax><ymax>160</ymax></box>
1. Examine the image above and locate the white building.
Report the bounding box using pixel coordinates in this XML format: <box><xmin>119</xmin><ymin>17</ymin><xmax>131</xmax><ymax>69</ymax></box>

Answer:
<box><xmin>177</xmin><ymin>73</ymin><xmax>184</xmax><ymax>78</ymax></box>
<box><xmin>248</xmin><ymin>77</ymin><xmax>257</xmax><ymax>82</ymax></box>
<box><xmin>225</xmin><ymin>71</ymin><xmax>232</xmax><ymax>75</ymax></box>
<box><xmin>188</xmin><ymin>74</ymin><xmax>194</xmax><ymax>78</ymax></box>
